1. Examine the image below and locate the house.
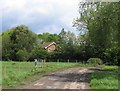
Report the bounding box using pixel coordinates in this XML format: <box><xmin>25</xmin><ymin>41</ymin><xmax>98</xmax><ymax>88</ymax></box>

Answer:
<box><xmin>42</xmin><ymin>42</ymin><xmax>56</xmax><ymax>52</ymax></box>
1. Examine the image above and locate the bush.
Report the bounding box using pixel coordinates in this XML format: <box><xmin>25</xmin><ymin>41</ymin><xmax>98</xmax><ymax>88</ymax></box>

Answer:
<box><xmin>16</xmin><ymin>49</ymin><xmax>29</xmax><ymax>61</ymax></box>
<box><xmin>104</xmin><ymin>47</ymin><xmax>118</xmax><ymax>65</ymax></box>
<box><xmin>87</xmin><ymin>58</ymin><xmax>103</xmax><ymax>66</ymax></box>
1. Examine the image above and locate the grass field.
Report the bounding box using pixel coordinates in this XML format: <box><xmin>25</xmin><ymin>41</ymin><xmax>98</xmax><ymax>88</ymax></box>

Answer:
<box><xmin>0</xmin><ymin>61</ymin><xmax>2</xmax><ymax>89</ymax></box>
<box><xmin>89</xmin><ymin>66</ymin><xmax>118</xmax><ymax>89</ymax></box>
<box><xmin>1</xmin><ymin>61</ymin><xmax>118</xmax><ymax>89</ymax></box>
<box><xmin>1</xmin><ymin>61</ymin><xmax>88</xmax><ymax>88</ymax></box>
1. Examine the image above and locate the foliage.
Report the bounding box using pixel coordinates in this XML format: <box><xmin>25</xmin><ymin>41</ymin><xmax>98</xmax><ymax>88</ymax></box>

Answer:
<box><xmin>2</xmin><ymin>25</ymin><xmax>37</xmax><ymax>61</ymax></box>
<box><xmin>30</xmin><ymin>46</ymin><xmax>47</xmax><ymax>60</ymax></box>
<box><xmin>38</xmin><ymin>32</ymin><xmax>59</xmax><ymax>43</ymax></box>
<box><xmin>104</xmin><ymin>46</ymin><xmax>119</xmax><ymax>65</ymax></box>
<box><xmin>0</xmin><ymin>34</ymin><xmax>2</xmax><ymax>60</ymax></box>
<box><xmin>87</xmin><ymin>58</ymin><xmax>103</xmax><ymax>66</ymax></box>
<box><xmin>74</xmin><ymin>2</ymin><xmax>119</xmax><ymax>65</ymax></box>
<box><xmin>89</xmin><ymin>66</ymin><xmax>118</xmax><ymax>89</ymax></box>
<box><xmin>16</xmin><ymin>49</ymin><xmax>29</xmax><ymax>61</ymax></box>
<box><xmin>2</xmin><ymin>30</ymin><xmax>14</xmax><ymax>60</ymax></box>
<box><xmin>57</xmin><ymin>29</ymin><xmax>77</xmax><ymax>59</ymax></box>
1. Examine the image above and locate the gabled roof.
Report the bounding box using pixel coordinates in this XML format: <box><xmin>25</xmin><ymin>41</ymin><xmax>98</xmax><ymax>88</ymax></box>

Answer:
<box><xmin>42</xmin><ymin>42</ymin><xmax>56</xmax><ymax>49</ymax></box>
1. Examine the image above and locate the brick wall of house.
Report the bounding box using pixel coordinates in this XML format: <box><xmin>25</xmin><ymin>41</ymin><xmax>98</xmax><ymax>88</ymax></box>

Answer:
<box><xmin>46</xmin><ymin>44</ymin><xmax>56</xmax><ymax>52</ymax></box>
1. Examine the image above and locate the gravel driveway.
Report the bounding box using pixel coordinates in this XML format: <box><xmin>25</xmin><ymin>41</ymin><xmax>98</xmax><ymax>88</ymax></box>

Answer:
<box><xmin>22</xmin><ymin>67</ymin><xmax>100</xmax><ymax>90</ymax></box>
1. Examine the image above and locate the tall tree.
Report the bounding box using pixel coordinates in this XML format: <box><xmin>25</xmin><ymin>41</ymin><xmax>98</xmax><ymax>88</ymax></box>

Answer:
<box><xmin>74</xmin><ymin>2</ymin><xmax>119</xmax><ymax>64</ymax></box>
<box><xmin>2</xmin><ymin>25</ymin><xmax>37</xmax><ymax>61</ymax></box>
<box><xmin>38</xmin><ymin>32</ymin><xmax>59</xmax><ymax>43</ymax></box>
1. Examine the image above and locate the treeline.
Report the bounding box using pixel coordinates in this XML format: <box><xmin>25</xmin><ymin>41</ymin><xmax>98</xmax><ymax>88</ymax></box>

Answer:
<box><xmin>73</xmin><ymin>2</ymin><xmax>119</xmax><ymax>65</ymax></box>
<box><xmin>1</xmin><ymin>2</ymin><xmax>119</xmax><ymax>65</ymax></box>
<box><xmin>1</xmin><ymin>26</ymin><xmax>82</xmax><ymax>61</ymax></box>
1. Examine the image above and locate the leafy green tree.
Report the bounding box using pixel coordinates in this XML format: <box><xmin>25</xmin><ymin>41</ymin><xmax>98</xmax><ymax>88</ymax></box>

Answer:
<box><xmin>10</xmin><ymin>25</ymin><xmax>37</xmax><ymax>52</ymax></box>
<box><xmin>57</xmin><ymin>29</ymin><xmax>78</xmax><ymax>59</ymax></box>
<box><xmin>0</xmin><ymin>35</ymin><xmax>2</xmax><ymax>60</ymax></box>
<box><xmin>16</xmin><ymin>49</ymin><xmax>29</xmax><ymax>61</ymax></box>
<box><xmin>30</xmin><ymin>46</ymin><xmax>47</xmax><ymax>60</ymax></box>
<box><xmin>2</xmin><ymin>30</ymin><xmax>14</xmax><ymax>60</ymax></box>
<box><xmin>74</xmin><ymin>2</ymin><xmax>119</xmax><ymax>65</ymax></box>
<box><xmin>38</xmin><ymin>32</ymin><xmax>59</xmax><ymax>43</ymax></box>
<box><xmin>2</xmin><ymin>25</ymin><xmax>37</xmax><ymax>61</ymax></box>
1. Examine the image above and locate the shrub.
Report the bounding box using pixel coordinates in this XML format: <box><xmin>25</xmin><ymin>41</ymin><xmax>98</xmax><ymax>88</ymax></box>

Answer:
<box><xmin>87</xmin><ymin>58</ymin><xmax>103</xmax><ymax>66</ymax></box>
<box><xmin>11</xmin><ymin>62</ymin><xmax>16</xmax><ymax>65</ymax></box>
<box><xmin>16</xmin><ymin>49</ymin><xmax>29</xmax><ymax>61</ymax></box>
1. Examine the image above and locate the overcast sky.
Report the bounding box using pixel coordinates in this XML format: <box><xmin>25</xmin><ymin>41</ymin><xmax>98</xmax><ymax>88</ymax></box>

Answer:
<box><xmin>1</xmin><ymin>0</ymin><xmax>80</xmax><ymax>34</ymax></box>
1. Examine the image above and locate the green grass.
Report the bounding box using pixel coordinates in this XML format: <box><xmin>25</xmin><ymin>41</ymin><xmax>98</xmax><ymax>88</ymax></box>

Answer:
<box><xmin>1</xmin><ymin>61</ymin><xmax>90</xmax><ymax>88</ymax></box>
<box><xmin>2</xmin><ymin>61</ymin><xmax>117</xmax><ymax>89</ymax></box>
<box><xmin>0</xmin><ymin>61</ymin><xmax>2</xmax><ymax>88</ymax></box>
<box><xmin>89</xmin><ymin>66</ymin><xmax>118</xmax><ymax>89</ymax></box>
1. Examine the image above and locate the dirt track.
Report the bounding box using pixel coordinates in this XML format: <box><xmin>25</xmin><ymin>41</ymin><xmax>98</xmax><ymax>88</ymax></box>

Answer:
<box><xmin>22</xmin><ymin>67</ymin><xmax>101</xmax><ymax>89</ymax></box>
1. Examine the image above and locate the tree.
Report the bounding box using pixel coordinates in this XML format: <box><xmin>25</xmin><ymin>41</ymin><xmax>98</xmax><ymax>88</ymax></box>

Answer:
<box><xmin>2</xmin><ymin>25</ymin><xmax>37</xmax><ymax>61</ymax></box>
<box><xmin>2</xmin><ymin>30</ymin><xmax>14</xmax><ymax>60</ymax></box>
<box><xmin>10</xmin><ymin>25</ymin><xmax>37</xmax><ymax>52</ymax></box>
<box><xmin>16</xmin><ymin>49</ymin><xmax>29</xmax><ymax>61</ymax></box>
<box><xmin>74</xmin><ymin>2</ymin><xmax>119</xmax><ymax>65</ymax></box>
<box><xmin>57</xmin><ymin>29</ymin><xmax>78</xmax><ymax>59</ymax></box>
<box><xmin>30</xmin><ymin>45</ymin><xmax>47</xmax><ymax>61</ymax></box>
<box><xmin>38</xmin><ymin>32</ymin><xmax>59</xmax><ymax>43</ymax></box>
<box><xmin>0</xmin><ymin>35</ymin><xmax>2</xmax><ymax>60</ymax></box>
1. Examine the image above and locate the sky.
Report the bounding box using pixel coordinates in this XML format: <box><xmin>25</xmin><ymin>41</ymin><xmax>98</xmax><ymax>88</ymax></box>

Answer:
<box><xmin>1</xmin><ymin>0</ymin><xmax>80</xmax><ymax>34</ymax></box>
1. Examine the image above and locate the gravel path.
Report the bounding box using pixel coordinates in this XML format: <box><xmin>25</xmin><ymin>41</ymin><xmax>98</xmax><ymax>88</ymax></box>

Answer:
<box><xmin>22</xmin><ymin>67</ymin><xmax>100</xmax><ymax>90</ymax></box>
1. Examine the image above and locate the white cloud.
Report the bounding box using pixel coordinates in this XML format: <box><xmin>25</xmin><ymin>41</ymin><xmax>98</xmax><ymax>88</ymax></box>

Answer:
<box><xmin>36</xmin><ymin>25</ymin><xmax>61</xmax><ymax>34</ymax></box>
<box><xmin>2</xmin><ymin>0</ymin><xmax>80</xmax><ymax>34</ymax></box>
